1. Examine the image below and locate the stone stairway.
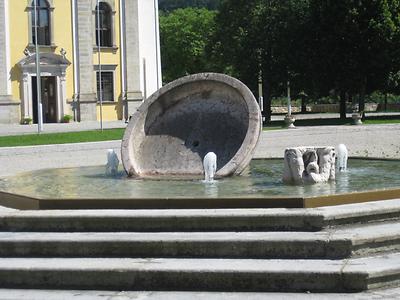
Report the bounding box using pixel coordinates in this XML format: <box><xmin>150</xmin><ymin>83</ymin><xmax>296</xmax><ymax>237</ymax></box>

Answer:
<box><xmin>0</xmin><ymin>199</ymin><xmax>399</xmax><ymax>292</ymax></box>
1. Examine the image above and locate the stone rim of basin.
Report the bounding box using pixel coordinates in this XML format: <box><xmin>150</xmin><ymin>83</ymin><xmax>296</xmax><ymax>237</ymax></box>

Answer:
<box><xmin>121</xmin><ymin>73</ymin><xmax>262</xmax><ymax>178</ymax></box>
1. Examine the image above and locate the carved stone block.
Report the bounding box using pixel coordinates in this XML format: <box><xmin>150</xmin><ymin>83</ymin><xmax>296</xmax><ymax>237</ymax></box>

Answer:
<box><xmin>283</xmin><ymin>146</ymin><xmax>335</xmax><ymax>185</ymax></box>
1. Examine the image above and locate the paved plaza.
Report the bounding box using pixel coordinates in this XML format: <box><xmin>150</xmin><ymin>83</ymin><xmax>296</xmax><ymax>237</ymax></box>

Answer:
<box><xmin>0</xmin><ymin>288</ymin><xmax>400</xmax><ymax>300</ymax></box>
<box><xmin>0</xmin><ymin>123</ymin><xmax>399</xmax><ymax>177</ymax></box>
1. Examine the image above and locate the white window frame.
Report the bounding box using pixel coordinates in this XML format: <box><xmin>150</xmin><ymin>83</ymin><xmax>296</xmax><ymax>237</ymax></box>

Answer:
<box><xmin>94</xmin><ymin>64</ymin><xmax>117</xmax><ymax>103</ymax></box>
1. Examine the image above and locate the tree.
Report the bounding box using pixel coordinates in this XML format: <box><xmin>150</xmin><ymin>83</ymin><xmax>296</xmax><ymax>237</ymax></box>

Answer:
<box><xmin>160</xmin><ymin>8</ymin><xmax>218</xmax><ymax>83</ymax></box>
<box><xmin>159</xmin><ymin>0</ymin><xmax>221</xmax><ymax>11</ymax></box>
<box><xmin>211</xmin><ymin>0</ymin><xmax>311</xmax><ymax>122</ymax></box>
<box><xmin>308</xmin><ymin>0</ymin><xmax>400</xmax><ymax>118</ymax></box>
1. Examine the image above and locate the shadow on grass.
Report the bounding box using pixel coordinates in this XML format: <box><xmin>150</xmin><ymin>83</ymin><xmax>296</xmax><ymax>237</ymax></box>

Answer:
<box><xmin>263</xmin><ymin>115</ymin><xmax>400</xmax><ymax>130</ymax></box>
<box><xmin>264</xmin><ymin>118</ymin><xmax>352</xmax><ymax>129</ymax></box>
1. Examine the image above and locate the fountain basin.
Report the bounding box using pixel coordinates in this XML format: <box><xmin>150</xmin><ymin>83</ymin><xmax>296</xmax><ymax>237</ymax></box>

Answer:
<box><xmin>122</xmin><ymin>73</ymin><xmax>261</xmax><ymax>178</ymax></box>
<box><xmin>0</xmin><ymin>159</ymin><xmax>399</xmax><ymax>210</ymax></box>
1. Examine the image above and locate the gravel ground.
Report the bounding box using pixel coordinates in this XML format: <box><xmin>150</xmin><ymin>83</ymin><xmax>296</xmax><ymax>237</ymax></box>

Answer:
<box><xmin>256</xmin><ymin>123</ymin><xmax>400</xmax><ymax>159</ymax></box>
<box><xmin>0</xmin><ymin>123</ymin><xmax>399</xmax><ymax>177</ymax></box>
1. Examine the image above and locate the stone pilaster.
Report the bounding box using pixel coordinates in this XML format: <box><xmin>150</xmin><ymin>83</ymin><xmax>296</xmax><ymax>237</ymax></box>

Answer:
<box><xmin>123</xmin><ymin>0</ymin><xmax>142</xmax><ymax>119</ymax></box>
<box><xmin>77</xmin><ymin>0</ymin><xmax>97</xmax><ymax>121</ymax></box>
<box><xmin>0</xmin><ymin>0</ymin><xmax>18</xmax><ymax>123</ymax></box>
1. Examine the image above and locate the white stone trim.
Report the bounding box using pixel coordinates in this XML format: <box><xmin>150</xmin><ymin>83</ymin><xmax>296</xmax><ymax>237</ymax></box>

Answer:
<box><xmin>94</xmin><ymin>66</ymin><xmax>117</xmax><ymax>102</ymax></box>
<box><xmin>71</xmin><ymin>0</ymin><xmax>79</xmax><ymax>106</ymax></box>
<box><xmin>153</xmin><ymin>0</ymin><xmax>161</xmax><ymax>90</ymax></box>
<box><xmin>19</xmin><ymin>53</ymin><xmax>70</xmax><ymax>122</ymax></box>
<box><xmin>22</xmin><ymin>73</ymin><xmax>31</xmax><ymax>118</ymax></box>
<box><xmin>57</xmin><ymin>73</ymin><xmax>67</xmax><ymax>120</ymax></box>
<box><xmin>5</xmin><ymin>0</ymin><xmax>11</xmax><ymax>95</ymax></box>
<box><xmin>119</xmin><ymin>0</ymin><xmax>126</xmax><ymax>99</ymax></box>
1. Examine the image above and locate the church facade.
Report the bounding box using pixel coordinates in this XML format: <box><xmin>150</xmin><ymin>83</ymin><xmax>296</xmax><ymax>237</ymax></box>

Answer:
<box><xmin>0</xmin><ymin>0</ymin><xmax>161</xmax><ymax>124</ymax></box>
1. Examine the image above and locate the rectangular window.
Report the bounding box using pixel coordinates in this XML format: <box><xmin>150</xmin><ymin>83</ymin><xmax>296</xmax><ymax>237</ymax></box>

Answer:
<box><xmin>31</xmin><ymin>2</ymin><xmax>51</xmax><ymax>46</ymax></box>
<box><xmin>96</xmin><ymin>71</ymin><xmax>114</xmax><ymax>102</ymax></box>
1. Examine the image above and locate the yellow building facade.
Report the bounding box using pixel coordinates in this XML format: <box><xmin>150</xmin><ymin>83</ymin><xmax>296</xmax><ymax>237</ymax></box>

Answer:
<box><xmin>0</xmin><ymin>0</ymin><xmax>161</xmax><ymax>124</ymax></box>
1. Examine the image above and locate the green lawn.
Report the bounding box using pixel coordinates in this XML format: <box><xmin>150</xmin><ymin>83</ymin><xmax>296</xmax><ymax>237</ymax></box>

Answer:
<box><xmin>0</xmin><ymin>128</ymin><xmax>125</xmax><ymax>147</ymax></box>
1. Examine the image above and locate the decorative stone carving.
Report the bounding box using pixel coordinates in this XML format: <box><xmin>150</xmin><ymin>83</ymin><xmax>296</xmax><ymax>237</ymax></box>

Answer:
<box><xmin>121</xmin><ymin>73</ymin><xmax>262</xmax><ymax>178</ymax></box>
<box><xmin>283</xmin><ymin>146</ymin><xmax>336</xmax><ymax>185</ymax></box>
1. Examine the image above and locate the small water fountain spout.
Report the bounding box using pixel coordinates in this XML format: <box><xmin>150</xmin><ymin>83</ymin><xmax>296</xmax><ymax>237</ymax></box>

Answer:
<box><xmin>203</xmin><ymin>152</ymin><xmax>217</xmax><ymax>182</ymax></box>
<box><xmin>106</xmin><ymin>149</ymin><xmax>119</xmax><ymax>176</ymax></box>
<box><xmin>336</xmin><ymin>144</ymin><xmax>348</xmax><ymax>172</ymax></box>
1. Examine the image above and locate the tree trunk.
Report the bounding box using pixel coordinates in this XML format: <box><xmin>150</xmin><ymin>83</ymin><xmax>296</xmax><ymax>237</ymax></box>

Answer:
<box><xmin>301</xmin><ymin>96</ymin><xmax>307</xmax><ymax>113</ymax></box>
<box><xmin>262</xmin><ymin>80</ymin><xmax>272</xmax><ymax>124</ymax></box>
<box><xmin>339</xmin><ymin>91</ymin><xmax>347</xmax><ymax>120</ymax></box>
<box><xmin>358</xmin><ymin>77</ymin><xmax>367</xmax><ymax>118</ymax></box>
<box><xmin>384</xmin><ymin>93</ymin><xmax>388</xmax><ymax>111</ymax></box>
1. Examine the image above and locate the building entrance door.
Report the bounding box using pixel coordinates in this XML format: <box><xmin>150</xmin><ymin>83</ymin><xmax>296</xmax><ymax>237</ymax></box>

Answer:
<box><xmin>32</xmin><ymin>76</ymin><xmax>57</xmax><ymax>123</ymax></box>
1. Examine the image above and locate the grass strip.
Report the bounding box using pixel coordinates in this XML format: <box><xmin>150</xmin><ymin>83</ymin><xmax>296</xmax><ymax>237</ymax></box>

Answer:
<box><xmin>0</xmin><ymin>128</ymin><xmax>125</xmax><ymax>147</ymax></box>
<box><xmin>263</xmin><ymin>116</ymin><xmax>400</xmax><ymax>130</ymax></box>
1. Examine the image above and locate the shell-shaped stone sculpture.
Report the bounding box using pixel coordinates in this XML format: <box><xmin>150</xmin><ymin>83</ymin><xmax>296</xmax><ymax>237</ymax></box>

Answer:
<box><xmin>121</xmin><ymin>73</ymin><xmax>262</xmax><ymax>178</ymax></box>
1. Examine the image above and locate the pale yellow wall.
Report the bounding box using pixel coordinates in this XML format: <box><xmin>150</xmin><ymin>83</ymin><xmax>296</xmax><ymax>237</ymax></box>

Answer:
<box><xmin>9</xmin><ymin>0</ymin><xmax>29</xmax><ymax>103</ymax></box>
<box><xmin>8</xmin><ymin>0</ymin><xmax>123</xmax><ymax>121</ymax></box>
<box><xmin>93</xmin><ymin>0</ymin><xmax>123</xmax><ymax>120</ymax></box>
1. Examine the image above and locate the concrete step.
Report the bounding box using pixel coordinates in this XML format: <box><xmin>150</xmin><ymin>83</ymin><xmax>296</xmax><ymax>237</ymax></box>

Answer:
<box><xmin>318</xmin><ymin>198</ymin><xmax>400</xmax><ymax>227</ymax></box>
<box><xmin>336</xmin><ymin>221</ymin><xmax>400</xmax><ymax>257</ymax></box>
<box><xmin>0</xmin><ymin>220</ymin><xmax>399</xmax><ymax>259</ymax></box>
<box><xmin>0</xmin><ymin>208</ymin><xmax>324</xmax><ymax>232</ymax></box>
<box><xmin>1</xmin><ymin>289</ymin><xmax>399</xmax><ymax>300</ymax></box>
<box><xmin>0</xmin><ymin>231</ymin><xmax>350</xmax><ymax>259</ymax></box>
<box><xmin>0</xmin><ymin>254</ymin><xmax>398</xmax><ymax>292</ymax></box>
<box><xmin>1</xmin><ymin>199</ymin><xmax>400</xmax><ymax>233</ymax></box>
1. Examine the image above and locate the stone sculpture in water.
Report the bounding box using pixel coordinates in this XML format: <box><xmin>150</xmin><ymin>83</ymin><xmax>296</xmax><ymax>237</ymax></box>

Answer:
<box><xmin>121</xmin><ymin>73</ymin><xmax>261</xmax><ymax>178</ymax></box>
<box><xmin>283</xmin><ymin>147</ymin><xmax>336</xmax><ymax>185</ymax></box>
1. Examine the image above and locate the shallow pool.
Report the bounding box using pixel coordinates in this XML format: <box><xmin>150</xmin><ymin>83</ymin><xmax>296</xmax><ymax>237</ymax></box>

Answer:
<box><xmin>0</xmin><ymin>159</ymin><xmax>399</xmax><ymax>199</ymax></box>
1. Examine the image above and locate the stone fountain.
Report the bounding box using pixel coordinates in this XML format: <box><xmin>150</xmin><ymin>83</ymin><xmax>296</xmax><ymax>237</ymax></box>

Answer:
<box><xmin>121</xmin><ymin>73</ymin><xmax>262</xmax><ymax>178</ymax></box>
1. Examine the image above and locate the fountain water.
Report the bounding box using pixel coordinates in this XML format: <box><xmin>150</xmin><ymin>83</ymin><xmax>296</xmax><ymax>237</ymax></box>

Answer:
<box><xmin>203</xmin><ymin>152</ymin><xmax>217</xmax><ymax>182</ymax></box>
<box><xmin>0</xmin><ymin>75</ymin><xmax>399</xmax><ymax>210</ymax></box>
<box><xmin>105</xmin><ymin>149</ymin><xmax>119</xmax><ymax>176</ymax></box>
<box><xmin>336</xmin><ymin>144</ymin><xmax>348</xmax><ymax>172</ymax></box>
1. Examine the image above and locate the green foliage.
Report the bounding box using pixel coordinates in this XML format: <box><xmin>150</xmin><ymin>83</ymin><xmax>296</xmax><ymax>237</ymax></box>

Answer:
<box><xmin>366</xmin><ymin>91</ymin><xmax>400</xmax><ymax>104</ymax></box>
<box><xmin>308</xmin><ymin>0</ymin><xmax>400</xmax><ymax>95</ymax></box>
<box><xmin>62</xmin><ymin>114</ymin><xmax>73</xmax><ymax>123</ymax></box>
<box><xmin>160</xmin><ymin>0</ymin><xmax>400</xmax><ymax>117</ymax></box>
<box><xmin>159</xmin><ymin>0</ymin><xmax>221</xmax><ymax>11</ymax></box>
<box><xmin>21</xmin><ymin>117</ymin><xmax>32</xmax><ymax>125</ymax></box>
<box><xmin>210</xmin><ymin>0</ymin><xmax>400</xmax><ymax>120</ymax></box>
<box><xmin>0</xmin><ymin>129</ymin><xmax>125</xmax><ymax>147</ymax></box>
<box><xmin>211</xmin><ymin>0</ymin><xmax>311</xmax><ymax>121</ymax></box>
<box><xmin>160</xmin><ymin>8</ymin><xmax>218</xmax><ymax>83</ymax></box>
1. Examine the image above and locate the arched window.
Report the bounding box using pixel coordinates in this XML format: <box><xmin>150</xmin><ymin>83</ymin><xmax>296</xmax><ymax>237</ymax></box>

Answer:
<box><xmin>95</xmin><ymin>2</ymin><xmax>112</xmax><ymax>47</ymax></box>
<box><xmin>31</xmin><ymin>0</ymin><xmax>51</xmax><ymax>46</ymax></box>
